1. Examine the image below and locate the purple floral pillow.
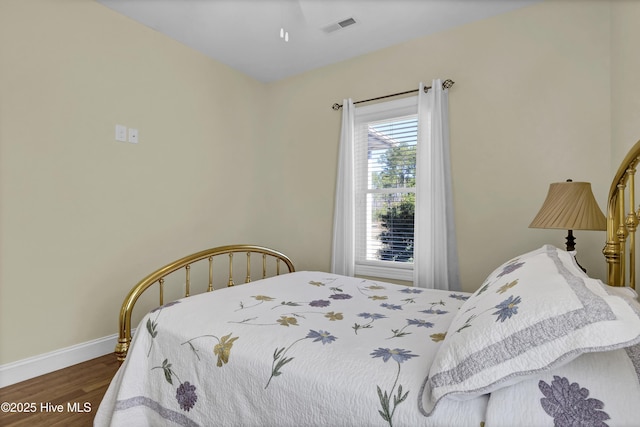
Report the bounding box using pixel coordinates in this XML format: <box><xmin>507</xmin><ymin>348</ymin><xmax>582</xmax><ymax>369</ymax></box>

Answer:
<box><xmin>484</xmin><ymin>341</ymin><xmax>640</xmax><ymax>426</ymax></box>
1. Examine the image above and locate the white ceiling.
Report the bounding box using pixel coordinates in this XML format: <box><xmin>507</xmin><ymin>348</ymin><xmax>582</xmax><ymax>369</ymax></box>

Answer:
<box><xmin>96</xmin><ymin>0</ymin><xmax>539</xmax><ymax>83</ymax></box>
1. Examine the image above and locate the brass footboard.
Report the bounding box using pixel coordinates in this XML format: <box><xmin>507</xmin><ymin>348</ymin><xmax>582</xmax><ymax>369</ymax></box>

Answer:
<box><xmin>115</xmin><ymin>244</ymin><xmax>295</xmax><ymax>362</ymax></box>
<box><xmin>604</xmin><ymin>139</ymin><xmax>640</xmax><ymax>290</ymax></box>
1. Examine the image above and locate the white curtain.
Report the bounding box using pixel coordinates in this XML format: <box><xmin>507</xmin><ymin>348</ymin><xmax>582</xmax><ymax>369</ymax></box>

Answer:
<box><xmin>413</xmin><ymin>80</ymin><xmax>461</xmax><ymax>290</ymax></box>
<box><xmin>331</xmin><ymin>99</ymin><xmax>355</xmax><ymax>276</ymax></box>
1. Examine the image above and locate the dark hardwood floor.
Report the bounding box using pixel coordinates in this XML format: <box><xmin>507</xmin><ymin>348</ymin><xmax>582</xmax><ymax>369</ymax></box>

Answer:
<box><xmin>0</xmin><ymin>354</ymin><xmax>119</xmax><ymax>426</ymax></box>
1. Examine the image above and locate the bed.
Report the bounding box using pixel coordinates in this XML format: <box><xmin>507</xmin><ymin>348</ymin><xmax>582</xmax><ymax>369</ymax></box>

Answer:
<box><xmin>96</xmin><ymin>143</ymin><xmax>640</xmax><ymax>427</ymax></box>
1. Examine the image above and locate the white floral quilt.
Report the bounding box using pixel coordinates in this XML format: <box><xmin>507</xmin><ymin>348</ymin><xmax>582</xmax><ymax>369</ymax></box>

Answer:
<box><xmin>95</xmin><ymin>271</ymin><xmax>487</xmax><ymax>427</ymax></box>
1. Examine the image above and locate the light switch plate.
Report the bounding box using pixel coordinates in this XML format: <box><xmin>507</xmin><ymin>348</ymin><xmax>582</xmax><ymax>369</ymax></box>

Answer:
<box><xmin>128</xmin><ymin>128</ymin><xmax>138</xmax><ymax>144</ymax></box>
<box><xmin>115</xmin><ymin>124</ymin><xmax>127</xmax><ymax>142</ymax></box>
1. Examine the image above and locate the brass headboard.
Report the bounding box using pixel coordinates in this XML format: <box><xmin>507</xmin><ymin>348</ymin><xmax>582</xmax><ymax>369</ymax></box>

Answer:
<box><xmin>604</xmin><ymin>139</ymin><xmax>640</xmax><ymax>290</ymax></box>
<box><xmin>115</xmin><ymin>244</ymin><xmax>295</xmax><ymax>362</ymax></box>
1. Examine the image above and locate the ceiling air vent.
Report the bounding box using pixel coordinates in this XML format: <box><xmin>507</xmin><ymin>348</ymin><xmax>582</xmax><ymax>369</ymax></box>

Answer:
<box><xmin>338</xmin><ymin>17</ymin><xmax>356</xmax><ymax>28</ymax></box>
<box><xmin>322</xmin><ymin>17</ymin><xmax>357</xmax><ymax>34</ymax></box>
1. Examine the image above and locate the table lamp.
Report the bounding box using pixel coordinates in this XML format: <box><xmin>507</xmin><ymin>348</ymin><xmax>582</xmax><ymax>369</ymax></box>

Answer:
<box><xmin>529</xmin><ymin>179</ymin><xmax>606</xmax><ymax>271</ymax></box>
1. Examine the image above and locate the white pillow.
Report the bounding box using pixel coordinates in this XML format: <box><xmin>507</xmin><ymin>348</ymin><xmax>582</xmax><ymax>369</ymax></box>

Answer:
<box><xmin>598</xmin><ymin>281</ymin><xmax>639</xmax><ymax>301</ymax></box>
<box><xmin>419</xmin><ymin>245</ymin><xmax>640</xmax><ymax>416</ymax></box>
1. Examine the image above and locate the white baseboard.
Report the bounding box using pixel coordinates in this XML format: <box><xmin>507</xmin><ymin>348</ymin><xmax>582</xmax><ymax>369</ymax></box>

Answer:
<box><xmin>0</xmin><ymin>331</ymin><xmax>133</xmax><ymax>388</ymax></box>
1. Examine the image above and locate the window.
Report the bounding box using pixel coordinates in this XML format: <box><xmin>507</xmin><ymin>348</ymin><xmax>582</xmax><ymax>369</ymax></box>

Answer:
<box><xmin>354</xmin><ymin>97</ymin><xmax>418</xmax><ymax>281</ymax></box>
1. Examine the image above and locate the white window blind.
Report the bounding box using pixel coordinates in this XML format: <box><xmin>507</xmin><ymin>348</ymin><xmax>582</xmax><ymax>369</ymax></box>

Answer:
<box><xmin>354</xmin><ymin>97</ymin><xmax>418</xmax><ymax>280</ymax></box>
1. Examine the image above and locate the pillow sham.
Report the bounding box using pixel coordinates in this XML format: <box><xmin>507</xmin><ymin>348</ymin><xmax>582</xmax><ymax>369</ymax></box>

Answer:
<box><xmin>485</xmin><ymin>341</ymin><xmax>640</xmax><ymax>426</ymax></box>
<box><xmin>419</xmin><ymin>245</ymin><xmax>640</xmax><ymax>416</ymax></box>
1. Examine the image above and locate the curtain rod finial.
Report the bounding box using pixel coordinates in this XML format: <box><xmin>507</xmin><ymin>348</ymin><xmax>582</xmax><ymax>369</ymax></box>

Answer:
<box><xmin>332</xmin><ymin>103</ymin><xmax>342</xmax><ymax>111</ymax></box>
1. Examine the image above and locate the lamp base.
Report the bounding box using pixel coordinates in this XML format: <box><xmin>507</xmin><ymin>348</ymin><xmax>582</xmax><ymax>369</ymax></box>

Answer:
<box><xmin>565</xmin><ymin>229</ymin><xmax>586</xmax><ymax>273</ymax></box>
<box><xmin>565</xmin><ymin>229</ymin><xmax>576</xmax><ymax>252</ymax></box>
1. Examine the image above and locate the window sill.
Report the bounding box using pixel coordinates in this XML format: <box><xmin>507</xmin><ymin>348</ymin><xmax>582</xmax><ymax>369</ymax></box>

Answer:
<box><xmin>355</xmin><ymin>262</ymin><xmax>413</xmax><ymax>282</ymax></box>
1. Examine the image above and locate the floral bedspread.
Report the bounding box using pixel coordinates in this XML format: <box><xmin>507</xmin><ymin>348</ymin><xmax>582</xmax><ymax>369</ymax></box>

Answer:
<box><xmin>95</xmin><ymin>271</ymin><xmax>487</xmax><ymax>427</ymax></box>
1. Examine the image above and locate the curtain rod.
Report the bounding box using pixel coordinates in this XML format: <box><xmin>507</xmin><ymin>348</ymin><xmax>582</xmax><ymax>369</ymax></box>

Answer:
<box><xmin>331</xmin><ymin>79</ymin><xmax>455</xmax><ymax>110</ymax></box>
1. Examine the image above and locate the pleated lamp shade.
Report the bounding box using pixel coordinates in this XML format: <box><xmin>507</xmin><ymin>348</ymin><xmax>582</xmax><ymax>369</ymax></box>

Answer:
<box><xmin>529</xmin><ymin>181</ymin><xmax>606</xmax><ymax>231</ymax></box>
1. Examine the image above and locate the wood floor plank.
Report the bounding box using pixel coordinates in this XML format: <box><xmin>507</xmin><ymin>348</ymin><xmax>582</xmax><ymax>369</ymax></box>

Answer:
<box><xmin>0</xmin><ymin>354</ymin><xmax>119</xmax><ymax>427</ymax></box>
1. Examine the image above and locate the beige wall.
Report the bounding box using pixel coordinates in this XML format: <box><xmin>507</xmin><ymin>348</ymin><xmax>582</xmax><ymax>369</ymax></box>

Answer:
<box><xmin>611</xmin><ymin>0</ymin><xmax>640</xmax><ymax>167</ymax></box>
<box><xmin>0</xmin><ymin>0</ymin><xmax>266</xmax><ymax>364</ymax></box>
<box><xmin>0</xmin><ymin>0</ymin><xmax>636</xmax><ymax>365</ymax></box>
